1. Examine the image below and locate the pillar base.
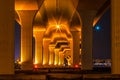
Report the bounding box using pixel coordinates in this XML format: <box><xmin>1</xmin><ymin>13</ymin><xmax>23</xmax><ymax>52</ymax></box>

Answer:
<box><xmin>21</xmin><ymin>62</ymin><xmax>33</xmax><ymax>70</ymax></box>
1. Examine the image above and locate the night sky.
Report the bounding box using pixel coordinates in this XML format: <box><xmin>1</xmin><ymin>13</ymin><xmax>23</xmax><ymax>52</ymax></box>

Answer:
<box><xmin>15</xmin><ymin>21</ymin><xmax>21</xmax><ymax>61</ymax></box>
<box><xmin>15</xmin><ymin>8</ymin><xmax>111</xmax><ymax>61</ymax></box>
<box><xmin>93</xmin><ymin>8</ymin><xmax>111</xmax><ymax>59</ymax></box>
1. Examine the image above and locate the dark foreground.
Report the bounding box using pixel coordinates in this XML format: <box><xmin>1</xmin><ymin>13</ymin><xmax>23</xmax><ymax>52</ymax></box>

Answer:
<box><xmin>0</xmin><ymin>67</ymin><xmax>120</xmax><ymax>80</ymax></box>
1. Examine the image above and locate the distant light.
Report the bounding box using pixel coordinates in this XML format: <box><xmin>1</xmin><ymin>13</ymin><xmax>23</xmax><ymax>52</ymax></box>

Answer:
<box><xmin>95</xmin><ymin>26</ymin><xmax>101</xmax><ymax>31</ymax></box>
<box><xmin>56</xmin><ymin>25</ymin><xmax>60</xmax><ymax>29</ymax></box>
<box><xmin>75</xmin><ymin>64</ymin><xmax>79</xmax><ymax>68</ymax></box>
<box><xmin>34</xmin><ymin>64</ymin><xmax>38</xmax><ymax>68</ymax></box>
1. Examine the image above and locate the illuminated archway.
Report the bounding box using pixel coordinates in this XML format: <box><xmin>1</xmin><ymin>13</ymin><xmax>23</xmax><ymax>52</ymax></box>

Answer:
<box><xmin>32</xmin><ymin>0</ymin><xmax>82</xmax><ymax>68</ymax></box>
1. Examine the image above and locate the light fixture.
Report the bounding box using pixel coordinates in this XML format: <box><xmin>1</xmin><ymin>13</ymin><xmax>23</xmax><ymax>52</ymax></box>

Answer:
<box><xmin>56</xmin><ymin>25</ymin><xmax>60</xmax><ymax>29</ymax></box>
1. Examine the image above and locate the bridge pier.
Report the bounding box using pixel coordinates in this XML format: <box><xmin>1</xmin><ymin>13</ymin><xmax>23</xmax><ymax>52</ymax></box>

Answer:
<box><xmin>71</xmin><ymin>31</ymin><xmax>81</xmax><ymax>66</ymax></box>
<box><xmin>80</xmin><ymin>11</ymin><xmax>96</xmax><ymax>70</ymax></box>
<box><xmin>0</xmin><ymin>0</ymin><xmax>14</xmax><ymax>74</ymax></box>
<box><xmin>34</xmin><ymin>31</ymin><xmax>45</xmax><ymax>67</ymax></box>
<box><xmin>17</xmin><ymin>11</ymin><xmax>36</xmax><ymax>70</ymax></box>
<box><xmin>111</xmin><ymin>0</ymin><xmax>120</xmax><ymax>74</ymax></box>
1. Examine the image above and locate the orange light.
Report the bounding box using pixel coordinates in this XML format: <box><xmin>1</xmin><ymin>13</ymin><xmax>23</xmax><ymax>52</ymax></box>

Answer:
<box><xmin>34</xmin><ymin>64</ymin><xmax>38</xmax><ymax>68</ymax></box>
<box><xmin>18</xmin><ymin>61</ymin><xmax>22</xmax><ymax>64</ymax></box>
<box><xmin>49</xmin><ymin>62</ymin><xmax>51</xmax><ymax>65</ymax></box>
<box><xmin>59</xmin><ymin>62</ymin><xmax>60</xmax><ymax>65</ymax></box>
<box><xmin>56</xmin><ymin>25</ymin><xmax>60</xmax><ymax>29</ymax></box>
<box><xmin>75</xmin><ymin>64</ymin><xmax>79</xmax><ymax>68</ymax></box>
<box><xmin>54</xmin><ymin>62</ymin><xmax>57</xmax><ymax>65</ymax></box>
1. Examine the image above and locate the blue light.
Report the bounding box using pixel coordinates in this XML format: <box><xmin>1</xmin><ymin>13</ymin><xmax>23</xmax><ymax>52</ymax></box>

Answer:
<box><xmin>95</xmin><ymin>26</ymin><xmax>101</xmax><ymax>31</ymax></box>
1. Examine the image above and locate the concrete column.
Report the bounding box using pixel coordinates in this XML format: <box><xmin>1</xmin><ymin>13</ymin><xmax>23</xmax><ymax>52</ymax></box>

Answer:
<box><xmin>80</xmin><ymin>11</ymin><xmax>96</xmax><ymax>70</ymax></box>
<box><xmin>59</xmin><ymin>51</ymin><xmax>63</xmax><ymax>65</ymax></box>
<box><xmin>49</xmin><ymin>45</ymin><xmax>55</xmax><ymax>65</ymax></box>
<box><xmin>69</xmin><ymin>39</ymin><xmax>73</xmax><ymax>66</ymax></box>
<box><xmin>43</xmin><ymin>39</ymin><xmax>50</xmax><ymax>65</ymax></box>
<box><xmin>61</xmin><ymin>53</ymin><xmax>64</xmax><ymax>65</ymax></box>
<box><xmin>54</xmin><ymin>49</ymin><xmax>59</xmax><ymax>65</ymax></box>
<box><xmin>71</xmin><ymin>31</ymin><xmax>80</xmax><ymax>66</ymax></box>
<box><xmin>0</xmin><ymin>0</ymin><xmax>14</xmax><ymax>74</ymax></box>
<box><xmin>17</xmin><ymin>11</ymin><xmax>36</xmax><ymax>70</ymax></box>
<box><xmin>34</xmin><ymin>31</ymin><xmax>44</xmax><ymax>67</ymax></box>
<box><xmin>63</xmin><ymin>49</ymin><xmax>71</xmax><ymax>65</ymax></box>
<box><xmin>111</xmin><ymin>0</ymin><xmax>120</xmax><ymax>74</ymax></box>
<box><xmin>49</xmin><ymin>47</ymin><xmax>52</xmax><ymax>65</ymax></box>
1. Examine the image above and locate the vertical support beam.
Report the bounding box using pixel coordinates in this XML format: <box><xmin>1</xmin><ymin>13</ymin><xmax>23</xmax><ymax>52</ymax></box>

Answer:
<box><xmin>69</xmin><ymin>39</ymin><xmax>73</xmax><ymax>66</ymax></box>
<box><xmin>43</xmin><ymin>39</ymin><xmax>50</xmax><ymax>65</ymax></box>
<box><xmin>34</xmin><ymin>31</ymin><xmax>44</xmax><ymax>67</ymax></box>
<box><xmin>111</xmin><ymin>0</ymin><xmax>120</xmax><ymax>74</ymax></box>
<box><xmin>80</xmin><ymin>11</ymin><xmax>96</xmax><ymax>70</ymax></box>
<box><xmin>54</xmin><ymin>49</ymin><xmax>59</xmax><ymax>65</ymax></box>
<box><xmin>17</xmin><ymin>11</ymin><xmax>36</xmax><ymax>70</ymax></box>
<box><xmin>49</xmin><ymin>45</ymin><xmax>55</xmax><ymax>65</ymax></box>
<box><xmin>64</xmin><ymin>50</ymin><xmax>71</xmax><ymax>66</ymax></box>
<box><xmin>71</xmin><ymin>31</ymin><xmax>80</xmax><ymax>66</ymax></box>
<box><xmin>59</xmin><ymin>51</ymin><xmax>63</xmax><ymax>65</ymax></box>
<box><xmin>0</xmin><ymin>0</ymin><xmax>14</xmax><ymax>74</ymax></box>
<box><xmin>61</xmin><ymin>53</ymin><xmax>64</xmax><ymax>65</ymax></box>
<box><xmin>49</xmin><ymin>47</ymin><xmax>52</xmax><ymax>65</ymax></box>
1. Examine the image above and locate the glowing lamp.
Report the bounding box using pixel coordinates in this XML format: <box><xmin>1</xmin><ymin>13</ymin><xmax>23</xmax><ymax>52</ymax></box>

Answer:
<box><xmin>75</xmin><ymin>64</ymin><xmax>79</xmax><ymax>68</ymax></box>
<box><xmin>34</xmin><ymin>64</ymin><xmax>38</xmax><ymax>68</ymax></box>
<box><xmin>56</xmin><ymin>25</ymin><xmax>60</xmax><ymax>29</ymax></box>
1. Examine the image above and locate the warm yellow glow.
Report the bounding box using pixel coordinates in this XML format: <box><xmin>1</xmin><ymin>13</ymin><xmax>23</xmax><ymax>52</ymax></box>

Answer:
<box><xmin>70</xmin><ymin>26</ymin><xmax>81</xmax><ymax>32</ymax></box>
<box><xmin>60</xmin><ymin>45</ymin><xmax>70</xmax><ymax>50</ymax></box>
<box><xmin>33</xmin><ymin>28</ymin><xmax>46</xmax><ymax>32</ymax></box>
<box><xmin>50</xmin><ymin>33</ymin><xmax>68</xmax><ymax>42</ymax></box>
<box><xmin>18</xmin><ymin>61</ymin><xmax>22</xmax><ymax>65</ymax></box>
<box><xmin>79</xmin><ymin>62</ymin><xmax>81</xmax><ymax>65</ymax></box>
<box><xmin>15</xmin><ymin>0</ymin><xmax>38</xmax><ymax>10</ymax></box>
<box><xmin>80</xmin><ymin>49</ymin><xmax>82</xmax><ymax>54</ymax></box>
<box><xmin>59</xmin><ymin>51</ymin><xmax>64</xmax><ymax>66</ymax></box>
<box><xmin>59</xmin><ymin>62</ymin><xmax>61</xmax><ymax>65</ymax></box>
<box><xmin>17</xmin><ymin>0</ymin><xmax>81</xmax><ymax>68</ymax></box>
<box><xmin>43</xmin><ymin>58</ymin><xmax>47</xmax><ymax>65</ymax></box>
<box><xmin>54</xmin><ymin>62</ymin><xmax>57</xmax><ymax>65</ymax></box>
<box><xmin>49</xmin><ymin>62</ymin><xmax>51</xmax><ymax>65</ymax></box>
<box><xmin>45</xmin><ymin>20</ymin><xmax>71</xmax><ymax>35</ymax></box>
<box><xmin>63</xmin><ymin>48</ymin><xmax>71</xmax><ymax>53</ymax></box>
<box><xmin>21</xmin><ymin>46</ymin><xmax>23</xmax><ymax>62</ymax></box>
<box><xmin>49</xmin><ymin>44</ymin><xmax>55</xmax><ymax>65</ymax></box>
<box><xmin>68</xmin><ymin>63</ymin><xmax>71</xmax><ymax>66</ymax></box>
<box><xmin>43</xmin><ymin>61</ymin><xmax>45</xmax><ymax>65</ymax></box>
<box><xmin>54</xmin><ymin>49</ymin><xmax>59</xmax><ymax>65</ymax></box>
<box><xmin>93</xmin><ymin>18</ymin><xmax>99</xmax><ymax>27</ymax></box>
<box><xmin>15</xmin><ymin>11</ymin><xmax>22</xmax><ymax>25</ymax></box>
<box><xmin>56</xmin><ymin>25</ymin><xmax>60</xmax><ymax>29</ymax></box>
<box><xmin>34</xmin><ymin>59</ymin><xmax>38</xmax><ymax>64</ymax></box>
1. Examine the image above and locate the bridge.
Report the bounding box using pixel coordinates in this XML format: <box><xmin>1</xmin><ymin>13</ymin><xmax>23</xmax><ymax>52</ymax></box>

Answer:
<box><xmin>0</xmin><ymin>0</ymin><xmax>120</xmax><ymax>75</ymax></box>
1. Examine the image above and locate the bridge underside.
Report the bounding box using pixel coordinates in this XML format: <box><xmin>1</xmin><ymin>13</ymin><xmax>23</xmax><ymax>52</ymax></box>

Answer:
<box><xmin>33</xmin><ymin>25</ymin><xmax>81</xmax><ymax>68</ymax></box>
<box><xmin>2</xmin><ymin>0</ymin><xmax>118</xmax><ymax>75</ymax></box>
<box><xmin>15</xmin><ymin>0</ymin><xmax>108</xmax><ymax>69</ymax></box>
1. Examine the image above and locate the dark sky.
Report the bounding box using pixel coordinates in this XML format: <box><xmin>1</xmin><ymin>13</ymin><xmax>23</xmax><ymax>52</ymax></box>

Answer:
<box><xmin>93</xmin><ymin>8</ymin><xmax>111</xmax><ymax>59</ymax></box>
<box><xmin>15</xmin><ymin>21</ymin><xmax>21</xmax><ymax>61</ymax></box>
<box><xmin>15</xmin><ymin>8</ymin><xmax>111</xmax><ymax>61</ymax></box>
